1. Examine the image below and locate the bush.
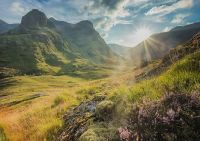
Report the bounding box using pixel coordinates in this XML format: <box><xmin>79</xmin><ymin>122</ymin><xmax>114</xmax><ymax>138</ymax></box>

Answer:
<box><xmin>128</xmin><ymin>92</ymin><xmax>200</xmax><ymax>141</ymax></box>
<box><xmin>79</xmin><ymin>127</ymin><xmax>118</xmax><ymax>141</ymax></box>
<box><xmin>95</xmin><ymin>100</ymin><xmax>115</xmax><ymax>121</ymax></box>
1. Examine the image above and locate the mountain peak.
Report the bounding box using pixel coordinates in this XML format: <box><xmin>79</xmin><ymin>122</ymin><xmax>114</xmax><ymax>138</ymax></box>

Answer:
<box><xmin>21</xmin><ymin>9</ymin><xmax>48</xmax><ymax>28</ymax></box>
<box><xmin>76</xmin><ymin>20</ymin><xmax>93</xmax><ymax>28</ymax></box>
<box><xmin>0</xmin><ymin>19</ymin><xmax>7</xmax><ymax>25</ymax></box>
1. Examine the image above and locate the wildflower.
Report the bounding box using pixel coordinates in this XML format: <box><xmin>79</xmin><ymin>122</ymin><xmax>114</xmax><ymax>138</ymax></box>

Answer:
<box><xmin>167</xmin><ymin>108</ymin><xmax>176</xmax><ymax>120</ymax></box>
<box><xmin>118</xmin><ymin>127</ymin><xmax>131</xmax><ymax>141</ymax></box>
<box><xmin>162</xmin><ymin>116</ymin><xmax>170</xmax><ymax>124</ymax></box>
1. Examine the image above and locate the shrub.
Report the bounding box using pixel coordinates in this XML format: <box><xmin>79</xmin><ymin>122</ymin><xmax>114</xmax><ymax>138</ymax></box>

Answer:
<box><xmin>79</xmin><ymin>127</ymin><xmax>118</xmax><ymax>141</ymax></box>
<box><xmin>95</xmin><ymin>100</ymin><xmax>115</xmax><ymax>121</ymax></box>
<box><xmin>128</xmin><ymin>92</ymin><xmax>200</xmax><ymax>141</ymax></box>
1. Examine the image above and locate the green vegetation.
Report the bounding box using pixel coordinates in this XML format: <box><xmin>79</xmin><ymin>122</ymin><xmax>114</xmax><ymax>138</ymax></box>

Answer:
<box><xmin>78</xmin><ymin>49</ymin><xmax>200</xmax><ymax>141</ymax></box>
<box><xmin>0</xmin><ymin>10</ymin><xmax>120</xmax><ymax>79</ymax></box>
<box><xmin>0</xmin><ymin>125</ymin><xmax>8</xmax><ymax>141</ymax></box>
<box><xmin>0</xmin><ymin>75</ymin><xmax>87</xmax><ymax>141</ymax></box>
<box><xmin>0</xmin><ymin>9</ymin><xmax>200</xmax><ymax>141</ymax></box>
<box><xmin>96</xmin><ymin>100</ymin><xmax>115</xmax><ymax>121</ymax></box>
<box><xmin>127</xmin><ymin>49</ymin><xmax>200</xmax><ymax>103</ymax></box>
<box><xmin>53</xmin><ymin>95</ymin><xmax>67</xmax><ymax>107</ymax></box>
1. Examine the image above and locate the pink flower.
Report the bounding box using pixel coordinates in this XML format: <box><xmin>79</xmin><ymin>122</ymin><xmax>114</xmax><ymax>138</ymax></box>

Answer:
<box><xmin>167</xmin><ymin>109</ymin><xmax>176</xmax><ymax>119</ymax></box>
<box><xmin>118</xmin><ymin>127</ymin><xmax>131</xmax><ymax>141</ymax></box>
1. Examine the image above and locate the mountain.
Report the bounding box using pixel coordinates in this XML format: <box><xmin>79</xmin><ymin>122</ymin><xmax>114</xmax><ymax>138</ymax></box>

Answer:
<box><xmin>50</xmin><ymin>18</ymin><xmax>118</xmax><ymax>64</ymax></box>
<box><xmin>108</xmin><ymin>44</ymin><xmax>131</xmax><ymax>59</ymax></box>
<box><xmin>136</xmin><ymin>31</ymin><xmax>200</xmax><ymax>80</ymax></box>
<box><xmin>170</xmin><ymin>22</ymin><xmax>200</xmax><ymax>32</ymax></box>
<box><xmin>0</xmin><ymin>9</ymin><xmax>119</xmax><ymax>77</ymax></box>
<box><xmin>129</xmin><ymin>22</ymin><xmax>200</xmax><ymax>67</ymax></box>
<box><xmin>0</xmin><ymin>19</ymin><xmax>18</xmax><ymax>34</ymax></box>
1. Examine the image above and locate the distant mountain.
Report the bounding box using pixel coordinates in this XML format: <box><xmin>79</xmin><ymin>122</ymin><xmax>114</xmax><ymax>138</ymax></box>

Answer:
<box><xmin>137</xmin><ymin>31</ymin><xmax>200</xmax><ymax>80</ymax></box>
<box><xmin>170</xmin><ymin>22</ymin><xmax>200</xmax><ymax>32</ymax></box>
<box><xmin>0</xmin><ymin>9</ymin><xmax>119</xmax><ymax>77</ymax></box>
<box><xmin>129</xmin><ymin>22</ymin><xmax>200</xmax><ymax>67</ymax></box>
<box><xmin>0</xmin><ymin>19</ymin><xmax>18</xmax><ymax>34</ymax></box>
<box><xmin>108</xmin><ymin>44</ymin><xmax>131</xmax><ymax>59</ymax></box>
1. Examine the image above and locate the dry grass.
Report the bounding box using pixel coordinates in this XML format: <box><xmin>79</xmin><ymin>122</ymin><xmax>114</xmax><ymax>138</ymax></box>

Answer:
<box><xmin>0</xmin><ymin>75</ymin><xmax>88</xmax><ymax>141</ymax></box>
<box><xmin>0</xmin><ymin>67</ymin><xmax>137</xmax><ymax>141</ymax></box>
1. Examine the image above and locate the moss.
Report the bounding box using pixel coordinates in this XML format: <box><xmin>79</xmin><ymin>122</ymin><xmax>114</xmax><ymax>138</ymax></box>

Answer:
<box><xmin>96</xmin><ymin>100</ymin><xmax>115</xmax><ymax>121</ymax></box>
<box><xmin>79</xmin><ymin>127</ymin><xmax>119</xmax><ymax>141</ymax></box>
<box><xmin>79</xmin><ymin>129</ymin><xmax>99</xmax><ymax>141</ymax></box>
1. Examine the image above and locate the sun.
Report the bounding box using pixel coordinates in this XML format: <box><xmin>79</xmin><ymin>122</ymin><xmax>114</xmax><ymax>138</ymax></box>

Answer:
<box><xmin>134</xmin><ymin>26</ymin><xmax>152</xmax><ymax>44</ymax></box>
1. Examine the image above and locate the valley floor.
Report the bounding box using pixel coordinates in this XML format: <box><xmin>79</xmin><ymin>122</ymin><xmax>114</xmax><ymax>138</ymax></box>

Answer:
<box><xmin>0</xmin><ymin>49</ymin><xmax>200</xmax><ymax>141</ymax></box>
<box><xmin>0</xmin><ymin>66</ymin><xmax>138</xmax><ymax>141</ymax></box>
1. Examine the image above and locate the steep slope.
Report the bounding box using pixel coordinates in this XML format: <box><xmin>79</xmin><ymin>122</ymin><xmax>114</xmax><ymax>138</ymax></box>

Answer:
<box><xmin>50</xmin><ymin>18</ymin><xmax>119</xmax><ymax>64</ymax></box>
<box><xmin>0</xmin><ymin>9</ymin><xmax>72</xmax><ymax>75</ymax></box>
<box><xmin>0</xmin><ymin>19</ymin><xmax>18</xmax><ymax>34</ymax></box>
<box><xmin>108</xmin><ymin>44</ymin><xmax>131</xmax><ymax>59</ymax></box>
<box><xmin>136</xmin><ymin>32</ymin><xmax>200</xmax><ymax>80</ymax></box>
<box><xmin>130</xmin><ymin>22</ymin><xmax>200</xmax><ymax>67</ymax></box>
<box><xmin>0</xmin><ymin>9</ymin><xmax>119</xmax><ymax>78</ymax></box>
<box><xmin>73</xmin><ymin>30</ymin><xmax>200</xmax><ymax>141</ymax></box>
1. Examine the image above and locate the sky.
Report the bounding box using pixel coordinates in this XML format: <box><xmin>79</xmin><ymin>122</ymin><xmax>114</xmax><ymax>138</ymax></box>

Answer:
<box><xmin>0</xmin><ymin>0</ymin><xmax>200</xmax><ymax>46</ymax></box>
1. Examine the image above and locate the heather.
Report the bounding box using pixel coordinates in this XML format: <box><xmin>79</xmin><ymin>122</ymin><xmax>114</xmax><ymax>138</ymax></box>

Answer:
<box><xmin>127</xmin><ymin>92</ymin><xmax>200</xmax><ymax>141</ymax></box>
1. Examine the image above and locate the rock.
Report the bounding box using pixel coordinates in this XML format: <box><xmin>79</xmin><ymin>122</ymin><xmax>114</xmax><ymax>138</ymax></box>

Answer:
<box><xmin>95</xmin><ymin>100</ymin><xmax>115</xmax><ymax>121</ymax></box>
<box><xmin>56</xmin><ymin>96</ymin><xmax>105</xmax><ymax>141</ymax></box>
<box><xmin>21</xmin><ymin>9</ymin><xmax>48</xmax><ymax>28</ymax></box>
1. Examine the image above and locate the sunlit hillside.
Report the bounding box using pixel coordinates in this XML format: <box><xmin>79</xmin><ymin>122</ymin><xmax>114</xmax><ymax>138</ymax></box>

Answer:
<box><xmin>0</xmin><ymin>0</ymin><xmax>200</xmax><ymax>141</ymax></box>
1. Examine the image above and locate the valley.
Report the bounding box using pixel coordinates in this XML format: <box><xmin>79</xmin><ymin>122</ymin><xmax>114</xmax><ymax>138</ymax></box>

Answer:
<box><xmin>0</xmin><ymin>5</ymin><xmax>200</xmax><ymax>141</ymax></box>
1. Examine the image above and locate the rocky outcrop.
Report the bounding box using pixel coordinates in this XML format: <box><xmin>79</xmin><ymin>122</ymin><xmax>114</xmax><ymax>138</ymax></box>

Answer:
<box><xmin>56</xmin><ymin>95</ymin><xmax>105</xmax><ymax>141</ymax></box>
<box><xmin>21</xmin><ymin>9</ymin><xmax>48</xmax><ymax>28</ymax></box>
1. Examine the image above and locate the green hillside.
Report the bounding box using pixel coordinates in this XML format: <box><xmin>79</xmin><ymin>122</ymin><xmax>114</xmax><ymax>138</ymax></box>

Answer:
<box><xmin>0</xmin><ymin>7</ymin><xmax>200</xmax><ymax>141</ymax></box>
<box><xmin>0</xmin><ymin>9</ymin><xmax>119</xmax><ymax>78</ymax></box>
<box><xmin>129</xmin><ymin>22</ymin><xmax>200</xmax><ymax>67</ymax></box>
<box><xmin>72</xmin><ymin>32</ymin><xmax>200</xmax><ymax>141</ymax></box>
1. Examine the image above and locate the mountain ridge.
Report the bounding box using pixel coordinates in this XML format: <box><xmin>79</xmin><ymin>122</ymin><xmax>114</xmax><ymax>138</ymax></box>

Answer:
<box><xmin>129</xmin><ymin>21</ymin><xmax>200</xmax><ymax>67</ymax></box>
<box><xmin>0</xmin><ymin>19</ymin><xmax>18</xmax><ymax>34</ymax></box>
<box><xmin>0</xmin><ymin>9</ymin><xmax>119</xmax><ymax>78</ymax></box>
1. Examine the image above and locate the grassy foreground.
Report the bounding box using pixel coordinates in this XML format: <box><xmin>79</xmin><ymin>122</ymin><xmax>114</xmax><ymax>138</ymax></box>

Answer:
<box><xmin>0</xmin><ymin>75</ymin><xmax>90</xmax><ymax>141</ymax></box>
<box><xmin>78</xmin><ymin>50</ymin><xmax>200</xmax><ymax>140</ymax></box>
<box><xmin>0</xmin><ymin>67</ymin><xmax>133</xmax><ymax>141</ymax></box>
<box><xmin>0</xmin><ymin>50</ymin><xmax>199</xmax><ymax>141</ymax></box>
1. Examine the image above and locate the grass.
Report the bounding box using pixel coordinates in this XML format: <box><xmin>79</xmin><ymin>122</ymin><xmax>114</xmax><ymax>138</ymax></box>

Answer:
<box><xmin>1</xmin><ymin>49</ymin><xmax>199</xmax><ymax>141</ymax></box>
<box><xmin>77</xmin><ymin>50</ymin><xmax>200</xmax><ymax>141</ymax></box>
<box><xmin>0</xmin><ymin>65</ymin><xmax>136</xmax><ymax>141</ymax></box>
<box><xmin>124</xmin><ymin>49</ymin><xmax>200</xmax><ymax>103</ymax></box>
<box><xmin>0</xmin><ymin>70</ymin><xmax>130</xmax><ymax>141</ymax></box>
<box><xmin>53</xmin><ymin>95</ymin><xmax>67</xmax><ymax>107</ymax></box>
<box><xmin>0</xmin><ymin>75</ymin><xmax>89</xmax><ymax>141</ymax></box>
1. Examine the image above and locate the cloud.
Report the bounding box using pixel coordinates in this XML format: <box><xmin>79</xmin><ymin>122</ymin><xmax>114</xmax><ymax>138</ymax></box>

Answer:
<box><xmin>10</xmin><ymin>1</ymin><xmax>28</xmax><ymax>15</ymax></box>
<box><xmin>86</xmin><ymin>0</ymin><xmax>131</xmax><ymax>31</ymax></box>
<box><xmin>171</xmin><ymin>13</ymin><xmax>190</xmax><ymax>24</ymax></box>
<box><xmin>163</xmin><ymin>26</ymin><xmax>172</xmax><ymax>32</ymax></box>
<box><xmin>145</xmin><ymin>0</ymin><xmax>193</xmax><ymax>16</ymax></box>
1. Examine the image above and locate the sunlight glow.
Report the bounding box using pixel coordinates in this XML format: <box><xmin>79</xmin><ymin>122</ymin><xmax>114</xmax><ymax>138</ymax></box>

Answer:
<box><xmin>134</xmin><ymin>26</ymin><xmax>152</xmax><ymax>44</ymax></box>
